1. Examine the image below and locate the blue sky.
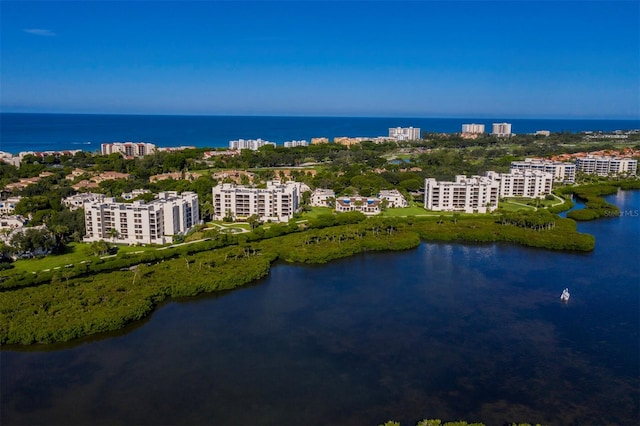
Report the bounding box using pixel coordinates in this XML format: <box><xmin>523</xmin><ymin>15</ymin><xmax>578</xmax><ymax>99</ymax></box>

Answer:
<box><xmin>1</xmin><ymin>1</ymin><xmax>638</xmax><ymax>118</ymax></box>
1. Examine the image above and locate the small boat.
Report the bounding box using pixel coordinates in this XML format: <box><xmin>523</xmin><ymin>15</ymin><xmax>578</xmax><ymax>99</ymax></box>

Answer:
<box><xmin>560</xmin><ymin>288</ymin><xmax>570</xmax><ymax>303</ymax></box>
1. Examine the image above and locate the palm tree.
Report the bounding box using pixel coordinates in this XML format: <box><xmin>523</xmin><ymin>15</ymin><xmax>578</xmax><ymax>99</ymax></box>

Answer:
<box><xmin>247</xmin><ymin>214</ymin><xmax>261</xmax><ymax>230</ymax></box>
<box><xmin>201</xmin><ymin>201</ymin><xmax>214</xmax><ymax>221</ymax></box>
<box><xmin>106</xmin><ymin>228</ymin><xmax>119</xmax><ymax>243</ymax></box>
<box><xmin>50</xmin><ymin>224</ymin><xmax>68</xmax><ymax>250</ymax></box>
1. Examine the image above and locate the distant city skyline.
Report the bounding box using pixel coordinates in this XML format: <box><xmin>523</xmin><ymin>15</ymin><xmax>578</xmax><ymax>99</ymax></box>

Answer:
<box><xmin>1</xmin><ymin>1</ymin><xmax>638</xmax><ymax>119</ymax></box>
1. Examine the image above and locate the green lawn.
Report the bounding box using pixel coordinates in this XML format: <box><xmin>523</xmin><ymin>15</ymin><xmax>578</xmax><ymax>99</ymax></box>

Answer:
<box><xmin>505</xmin><ymin>196</ymin><xmax>556</xmax><ymax>207</ymax></box>
<box><xmin>216</xmin><ymin>222</ymin><xmax>251</xmax><ymax>231</ymax></box>
<box><xmin>394</xmin><ymin>153</ymin><xmax>413</xmax><ymax>160</ymax></box>
<box><xmin>498</xmin><ymin>202</ymin><xmax>535</xmax><ymax>212</ymax></box>
<box><xmin>5</xmin><ymin>243</ymin><xmax>156</xmax><ymax>274</ymax></box>
<box><xmin>301</xmin><ymin>205</ymin><xmax>482</xmax><ymax>218</ymax></box>
<box><xmin>300</xmin><ymin>207</ymin><xmax>333</xmax><ymax>219</ymax></box>
<box><xmin>381</xmin><ymin>206</ymin><xmax>430</xmax><ymax>217</ymax></box>
<box><xmin>499</xmin><ymin>196</ymin><xmax>560</xmax><ymax>212</ymax></box>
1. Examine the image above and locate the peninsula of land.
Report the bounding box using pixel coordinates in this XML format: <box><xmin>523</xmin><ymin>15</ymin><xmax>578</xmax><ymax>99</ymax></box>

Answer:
<box><xmin>1</xmin><ymin>127</ymin><xmax>639</xmax><ymax>344</ymax></box>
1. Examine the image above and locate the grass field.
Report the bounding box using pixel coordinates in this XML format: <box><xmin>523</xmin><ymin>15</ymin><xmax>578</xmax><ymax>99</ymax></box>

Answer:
<box><xmin>300</xmin><ymin>207</ymin><xmax>333</xmax><ymax>219</ymax></box>
<box><xmin>498</xmin><ymin>202</ymin><xmax>536</xmax><ymax>212</ymax></box>
<box><xmin>506</xmin><ymin>197</ymin><xmax>556</xmax><ymax>207</ymax></box>
<box><xmin>498</xmin><ymin>196</ymin><xmax>561</xmax><ymax>212</ymax></box>
<box><xmin>381</xmin><ymin>206</ymin><xmax>432</xmax><ymax>217</ymax></box>
<box><xmin>5</xmin><ymin>243</ymin><xmax>156</xmax><ymax>274</ymax></box>
<box><xmin>210</xmin><ymin>222</ymin><xmax>251</xmax><ymax>231</ymax></box>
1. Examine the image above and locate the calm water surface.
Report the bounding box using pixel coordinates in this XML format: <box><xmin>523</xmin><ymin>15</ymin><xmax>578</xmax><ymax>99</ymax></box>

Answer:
<box><xmin>2</xmin><ymin>191</ymin><xmax>639</xmax><ymax>425</ymax></box>
<box><xmin>1</xmin><ymin>113</ymin><xmax>638</xmax><ymax>154</ymax></box>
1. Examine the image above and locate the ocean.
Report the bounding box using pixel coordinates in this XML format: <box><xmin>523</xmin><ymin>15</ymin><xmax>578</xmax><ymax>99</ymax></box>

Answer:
<box><xmin>1</xmin><ymin>113</ymin><xmax>638</xmax><ymax>155</ymax></box>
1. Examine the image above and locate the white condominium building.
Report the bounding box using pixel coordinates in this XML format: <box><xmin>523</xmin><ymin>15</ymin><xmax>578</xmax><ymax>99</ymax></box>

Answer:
<box><xmin>0</xmin><ymin>216</ymin><xmax>27</xmax><ymax>233</ymax></box>
<box><xmin>310</xmin><ymin>188</ymin><xmax>335</xmax><ymax>207</ymax></box>
<box><xmin>83</xmin><ymin>191</ymin><xmax>200</xmax><ymax>245</ymax></box>
<box><xmin>461</xmin><ymin>123</ymin><xmax>485</xmax><ymax>134</ymax></box>
<box><xmin>510</xmin><ymin>158</ymin><xmax>576</xmax><ymax>183</ymax></box>
<box><xmin>212</xmin><ymin>180</ymin><xmax>300</xmax><ymax>223</ymax></box>
<box><xmin>492</xmin><ymin>123</ymin><xmax>512</xmax><ymax>137</ymax></box>
<box><xmin>389</xmin><ymin>127</ymin><xmax>421</xmax><ymax>141</ymax></box>
<box><xmin>0</xmin><ymin>196</ymin><xmax>22</xmax><ymax>215</ymax></box>
<box><xmin>486</xmin><ymin>170</ymin><xmax>553</xmax><ymax>198</ymax></box>
<box><xmin>121</xmin><ymin>189</ymin><xmax>152</xmax><ymax>200</ymax></box>
<box><xmin>62</xmin><ymin>193</ymin><xmax>105</xmax><ymax>211</ymax></box>
<box><xmin>101</xmin><ymin>142</ymin><xmax>157</xmax><ymax>158</ymax></box>
<box><xmin>283</xmin><ymin>140</ymin><xmax>309</xmax><ymax>148</ymax></box>
<box><xmin>575</xmin><ymin>156</ymin><xmax>638</xmax><ymax>176</ymax></box>
<box><xmin>424</xmin><ymin>175</ymin><xmax>499</xmax><ymax>213</ymax></box>
<box><xmin>378</xmin><ymin>189</ymin><xmax>409</xmax><ymax>207</ymax></box>
<box><xmin>229</xmin><ymin>138</ymin><xmax>277</xmax><ymax>151</ymax></box>
<box><xmin>335</xmin><ymin>196</ymin><xmax>382</xmax><ymax>215</ymax></box>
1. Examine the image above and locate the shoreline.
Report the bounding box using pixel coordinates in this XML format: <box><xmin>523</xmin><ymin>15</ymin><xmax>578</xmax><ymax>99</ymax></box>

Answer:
<box><xmin>0</xmin><ymin>214</ymin><xmax>595</xmax><ymax>347</ymax></box>
<box><xmin>2</xmin><ymin>113</ymin><xmax>638</xmax><ymax>155</ymax></box>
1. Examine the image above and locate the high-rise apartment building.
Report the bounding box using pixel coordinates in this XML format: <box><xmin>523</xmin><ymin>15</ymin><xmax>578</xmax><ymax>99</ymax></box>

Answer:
<box><xmin>101</xmin><ymin>142</ymin><xmax>157</xmax><ymax>158</ymax></box>
<box><xmin>212</xmin><ymin>180</ymin><xmax>300</xmax><ymax>223</ymax></box>
<box><xmin>575</xmin><ymin>156</ymin><xmax>637</xmax><ymax>176</ymax></box>
<box><xmin>283</xmin><ymin>140</ymin><xmax>309</xmax><ymax>148</ymax></box>
<box><xmin>510</xmin><ymin>159</ymin><xmax>576</xmax><ymax>183</ymax></box>
<box><xmin>229</xmin><ymin>138</ymin><xmax>277</xmax><ymax>151</ymax></box>
<box><xmin>492</xmin><ymin>123</ymin><xmax>512</xmax><ymax>137</ymax></box>
<box><xmin>389</xmin><ymin>127</ymin><xmax>421</xmax><ymax>141</ymax></box>
<box><xmin>486</xmin><ymin>170</ymin><xmax>553</xmax><ymax>198</ymax></box>
<box><xmin>424</xmin><ymin>175</ymin><xmax>499</xmax><ymax>213</ymax></box>
<box><xmin>461</xmin><ymin>123</ymin><xmax>485</xmax><ymax>134</ymax></box>
<box><xmin>83</xmin><ymin>192</ymin><xmax>200</xmax><ymax>245</ymax></box>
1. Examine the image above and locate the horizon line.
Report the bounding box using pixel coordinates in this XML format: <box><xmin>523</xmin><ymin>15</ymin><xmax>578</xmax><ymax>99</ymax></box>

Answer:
<box><xmin>1</xmin><ymin>111</ymin><xmax>638</xmax><ymax>121</ymax></box>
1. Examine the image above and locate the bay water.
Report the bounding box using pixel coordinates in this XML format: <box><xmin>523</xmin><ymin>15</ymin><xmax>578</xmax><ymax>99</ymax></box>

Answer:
<box><xmin>1</xmin><ymin>191</ymin><xmax>638</xmax><ymax>425</ymax></box>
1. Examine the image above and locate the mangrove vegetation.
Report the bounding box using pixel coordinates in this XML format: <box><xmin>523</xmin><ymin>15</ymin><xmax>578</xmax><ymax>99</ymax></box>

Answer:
<box><xmin>558</xmin><ymin>180</ymin><xmax>640</xmax><ymax>220</ymax></box>
<box><xmin>0</xmin><ymin>211</ymin><xmax>595</xmax><ymax>345</ymax></box>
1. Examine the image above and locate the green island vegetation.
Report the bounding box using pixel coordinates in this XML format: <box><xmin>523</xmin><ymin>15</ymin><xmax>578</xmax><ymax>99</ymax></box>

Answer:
<box><xmin>0</xmin><ymin>131</ymin><xmax>637</xmax><ymax>345</ymax></box>
<box><xmin>557</xmin><ymin>179</ymin><xmax>640</xmax><ymax>220</ymax></box>
<box><xmin>379</xmin><ymin>420</ymin><xmax>542</xmax><ymax>426</ymax></box>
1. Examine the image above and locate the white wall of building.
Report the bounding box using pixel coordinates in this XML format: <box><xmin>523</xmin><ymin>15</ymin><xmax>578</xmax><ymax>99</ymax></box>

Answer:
<box><xmin>212</xmin><ymin>180</ymin><xmax>300</xmax><ymax>223</ymax></box>
<box><xmin>62</xmin><ymin>193</ymin><xmax>105</xmax><ymax>211</ymax></box>
<box><xmin>121</xmin><ymin>189</ymin><xmax>151</xmax><ymax>200</ymax></box>
<box><xmin>510</xmin><ymin>159</ymin><xmax>576</xmax><ymax>183</ymax></box>
<box><xmin>101</xmin><ymin>142</ymin><xmax>156</xmax><ymax>157</ymax></box>
<box><xmin>486</xmin><ymin>170</ymin><xmax>553</xmax><ymax>198</ymax></box>
<box><xmin>229</xmin><ymin>138</ymin><xmax>277</xmax><ymax>151</ymax></box>
<box><xmin>389</xmin><ymin>127</ymin><xmax>421</xmax><ymax>141</ymax></box>
<box><xmin>0</xmin><ymin>196</ymin><xmax>22</xmax><ymax>215</ymax></box>
<box><xmin>310</xmin><ymin>189</ymin><xmax>335</xmax><ymax>207</ymax></box>
<box><xmin>335</xmin><ymin>196</ymin><xmax>381</xmax><ymax>215</ymax></box>
<box><xmin>462</xmin><ymin>123</ymin><xmax>485</xmax><ymax>134</ymax></box>
<box><xmin>0</xmin><ymin>216</ymin><xmax>27</xmax><ymax>232</ymax></box>
<box><xmin>424</xmin><ymin>175</ymin><xmax>499</xmax><ymax>213</ymax></box>
<box><xmin>575</xmin><ymin>156</ymin><xmax>638</xmax><ymax>176</ymax></box>
<box><xmin>83</xmin><ymin>191</ymin><xmax>200</xmax><ymax>245</ymax></box>
<box><xmin>378</xmin><ymin>189</ymin><xmax>408</xmax><ymax>207</ymax></box>
<box><xmin>283</xmin><ymin>140</ymin><xmax>309</xmax><ymax>148</ymax></box>
<box><xmin>492</xmin><ymin>123</ymin><xmax>512</xmax><ymax>137</ymax></box>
